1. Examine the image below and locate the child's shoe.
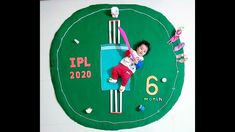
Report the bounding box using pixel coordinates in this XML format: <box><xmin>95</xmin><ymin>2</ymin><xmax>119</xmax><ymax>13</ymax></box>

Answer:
<box><xmin>177</xmin><ymin>57</ymin><xmax>188</xmax><ymax>63</ymax></box>
<box><xmin>119</xmin><ymin>85</ymin><xmax>125</xmax><ymax>92</ymax></box>
<box><xmin>109</xmin><ymin>78</ymin><xmax>117</xmax><ymax>83</ymax></box>
<box><xmin>174</xmin><ymin>42</ymin><xmax>185</xmax><ymax>51</ymax></box>
<box><xmin>176</xmin><ymin>53</ymin><xmax>186</xmax><ymax>59</ymax></box>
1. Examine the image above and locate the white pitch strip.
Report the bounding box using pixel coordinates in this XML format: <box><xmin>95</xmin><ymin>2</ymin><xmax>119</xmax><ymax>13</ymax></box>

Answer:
<box><xmin>108</xmin><ymin>20</ymin><xmax>122</xmax><ymax>114</ymax></box>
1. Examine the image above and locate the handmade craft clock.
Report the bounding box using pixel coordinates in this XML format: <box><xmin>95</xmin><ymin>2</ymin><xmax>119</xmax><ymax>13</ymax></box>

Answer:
<box><xmin>50</xmin><ymin>4</ymin><xmax>185</xmax><ymax>130</ymax></box>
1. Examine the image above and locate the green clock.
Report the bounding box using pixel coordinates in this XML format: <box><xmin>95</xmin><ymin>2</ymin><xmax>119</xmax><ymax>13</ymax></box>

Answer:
<box><xmin>50</xmin><ymin>4</ymin><xmax>185</xmax><ymax>130</ymax></box>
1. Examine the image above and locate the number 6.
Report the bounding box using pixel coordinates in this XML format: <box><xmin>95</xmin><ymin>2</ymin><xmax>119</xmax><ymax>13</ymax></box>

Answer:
<box><xmin>146</xmin><ymin>76</ymin><xmax>158</xmax><ymax>95</ymax></box>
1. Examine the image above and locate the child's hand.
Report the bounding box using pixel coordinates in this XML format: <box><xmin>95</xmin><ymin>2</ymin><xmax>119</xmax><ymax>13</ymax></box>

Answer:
<box><xmin>129</xmin><ymin>49</ymin><xmax>133</xmax><ymax>55</ymax></box>
<box><xmin>133</xmin><ymin>58</ymin><xmax>139</xmax><ymax>64</ymax></box>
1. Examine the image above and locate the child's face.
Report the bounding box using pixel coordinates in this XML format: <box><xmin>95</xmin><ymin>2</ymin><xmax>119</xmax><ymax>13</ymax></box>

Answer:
<box><xmin>136</xmin><ymin>44</ymin><xmax>148</xmax><ymax>57</ymax></box>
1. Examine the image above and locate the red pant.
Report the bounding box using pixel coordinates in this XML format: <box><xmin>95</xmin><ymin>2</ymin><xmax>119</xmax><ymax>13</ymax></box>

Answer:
<box><xmin>111</xmin><ymin>64</ymin><xmax>133</xmax><ymax>86</ymax></box>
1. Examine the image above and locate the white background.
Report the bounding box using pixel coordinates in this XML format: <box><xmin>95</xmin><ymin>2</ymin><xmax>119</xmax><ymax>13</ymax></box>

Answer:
<box><xmin>40</xmin><ymin>0</ymin><xmax>195</xmax><ymax>132</ymax></box>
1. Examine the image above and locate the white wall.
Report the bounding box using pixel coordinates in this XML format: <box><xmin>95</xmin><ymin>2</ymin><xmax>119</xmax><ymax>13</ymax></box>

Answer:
<box><xmin>40</xmin><ymin>0</ymin><xmax>195</xmax><ymax>132</ymax></box>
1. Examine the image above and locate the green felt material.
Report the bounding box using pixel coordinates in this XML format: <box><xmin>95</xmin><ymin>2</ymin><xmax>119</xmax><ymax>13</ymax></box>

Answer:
<box><xmin>50</xmin><ymin>4</ymin><xmax>184</xmax><ymax>130</ymax></box>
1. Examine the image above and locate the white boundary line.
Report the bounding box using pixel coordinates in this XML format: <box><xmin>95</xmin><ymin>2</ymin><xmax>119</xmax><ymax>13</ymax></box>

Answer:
<box><xmin>56</xmin><ymin>8</ymin><xmax>180</xmax><ymax>124</ymax></box>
